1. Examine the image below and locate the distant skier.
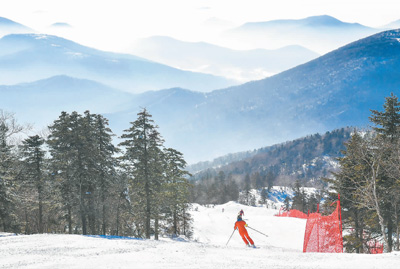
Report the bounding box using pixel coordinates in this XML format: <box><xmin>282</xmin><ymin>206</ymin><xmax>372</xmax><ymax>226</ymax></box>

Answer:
<box><xmin>239</xmin><ymin>209</ymin><xmax>244</xmax><ymax>216</ymax></box>
<box><xmin>234</xmin><ymin>215</ymin><xmax>255</xmax><ymax>247</ymax></box>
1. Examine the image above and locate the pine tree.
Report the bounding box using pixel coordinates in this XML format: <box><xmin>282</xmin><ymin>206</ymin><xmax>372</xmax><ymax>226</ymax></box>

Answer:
<box><xmin>291</xmin><ymin>180</ymin><xmax>306</xmax><ymax>213</ymax></box>
<box><xmin>328</xmin><ymin>133</ymin><xmax>368</xmax><ymax>253</ymax></box>
<box><xmin>0</xmin><ymin>110</ymin><xmax>28</xmax><ymax>233</ymax></box>
<box><xmin>70</xmin><ymin>111</ymin><xmax>94</xmax><ymax>235</ymax></box>
<box><xmin>19</xmin><ymin>135</ymin><xmax>47</xmax><ymax>233</ymax></box>
<box><xmin>92</xmin><ymin>114</ymin><xmax>119</xmax><ymax>235</ymax></box>
<box><xmin>163</xmin><ymin>148</ymin><xmax>191</xmax><ymax>237</ymax></box>
<box><xmin>119</xmin><ymin>108</ymin><xmax>165</xmax><ymax>239</ymax></box>
<box><xmin>48</xmin><ymin>112</ymin><xmax>75</xmax><ymax>233</ymax></box>
<box><xmin>369</xmin><ymin>93</ymin><xmax>400</xmax><ymax>141</ymax></box>
<box><xmin>369</xmin><ymin>93</ymin><xmax>400</xmax><ymax>252</ymax></box>
<box><xmin>0</xmin><ymin>122</ymin><xmax>17</xmax><ymax>232</ymax></box>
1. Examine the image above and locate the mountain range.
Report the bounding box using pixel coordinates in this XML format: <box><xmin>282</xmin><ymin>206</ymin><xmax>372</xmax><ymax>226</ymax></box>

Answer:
<box><xmin>106</xmin><ymin>29</ymin><xmax>400</xmax><ymax>163</ymax></box>
<box><xmin>1</xmin><ymin>16</ymin><xmax>400</xmax><ymax>164</ymax></box>
<box><xmin>128</xmin><ymin>15</ymin><xmax>400</xmax><ymax>82</ymax></box>
<box><xmin>0</xmin><ymin>75</ymin><xmax>134</xmax><ymax>128</ymax></box>
<box><xmin>130</xmin><ymin>36</ymin><xmax>319</xmax><ymax>81</ymax></box>
<box><xmin>0</xmin><ymin>33</ymin><xmax>237</xmax><ymax>93</ymax></box>
<box><xmin>223</xmin><ymin>15</ymin><xmax>384</xmax><ymax>54</ymax></box>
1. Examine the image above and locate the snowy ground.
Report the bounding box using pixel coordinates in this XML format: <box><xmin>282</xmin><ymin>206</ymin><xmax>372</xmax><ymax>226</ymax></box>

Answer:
<box><xmin>1</xmin><ymin>202</ymin><xmax>399</xmax><ymax>269</ymax></box>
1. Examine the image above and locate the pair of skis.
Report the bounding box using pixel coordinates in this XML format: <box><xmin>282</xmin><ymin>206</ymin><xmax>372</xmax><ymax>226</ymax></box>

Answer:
<box><xmin>226</xmin><ymin>226</ymin><xmax>268</xmax><ymax>246</ymax></box>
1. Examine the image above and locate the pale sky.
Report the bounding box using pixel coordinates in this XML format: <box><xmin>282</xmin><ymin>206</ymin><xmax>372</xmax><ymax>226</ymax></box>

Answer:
<box><xmin>1</xmin><ymin>0</ymin><xmax>400</xmax><ymax>52</ymax></box>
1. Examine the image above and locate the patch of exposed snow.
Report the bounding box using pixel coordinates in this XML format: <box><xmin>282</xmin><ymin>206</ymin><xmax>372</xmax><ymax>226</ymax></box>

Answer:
<box><xmin>65</xmin><ymin>51</ymin><xmax>86</xmax><ymax>58</ymax></box>
<box><xmin>33</xmin><ymin>34</ymin><xmax>48</xmax><ymax>40</ymax></box>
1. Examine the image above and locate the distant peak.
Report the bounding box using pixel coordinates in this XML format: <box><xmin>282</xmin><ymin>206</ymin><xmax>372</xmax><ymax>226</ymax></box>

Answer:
<box><xmin>303</xmin><ymin>15</ymin><xmax>341</xmax><ymax>23</ymax></box>
<box><xmin>50</xmin><ymin>22</ymin><xmax>73</xmax><ymax>28</ymax></box>
<box><xmin>241</xmin><ymin>15</ymin><xmax>360</xmax><ymax>28</ymax></box>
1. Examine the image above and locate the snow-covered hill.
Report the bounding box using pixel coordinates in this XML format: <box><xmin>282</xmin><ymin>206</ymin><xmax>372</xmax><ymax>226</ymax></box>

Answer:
<box><xmin>1</xmin><ymin>201</ymin><xmax>399</xmax><ymax>268</ymax></box>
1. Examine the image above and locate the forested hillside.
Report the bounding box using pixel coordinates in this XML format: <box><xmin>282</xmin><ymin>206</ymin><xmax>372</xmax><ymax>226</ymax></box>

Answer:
<box><xmin>190</xmin><ymin>127</ymin><xmax>353</xmax><ymax>204</ymax></box>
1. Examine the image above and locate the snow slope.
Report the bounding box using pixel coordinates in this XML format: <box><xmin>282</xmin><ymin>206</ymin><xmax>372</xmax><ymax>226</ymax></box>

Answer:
<box><xmin>1</xmin><ymin>202</ymin><xmax>399</xmax><ymax>269</ymax></box>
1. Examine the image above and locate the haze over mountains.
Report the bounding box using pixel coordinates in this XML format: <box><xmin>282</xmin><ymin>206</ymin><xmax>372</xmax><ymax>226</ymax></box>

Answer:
<box><xmin>222</xmin><ymin>15</ymin><xmax>384</xmax><ymax>53</ymax></box>
<box><xmin>107</xmin><ymin>29</ymin><xmax>400</xmax><ymax>163</ymax></box>
<box><xmin>128</xmin><ymin>15</ymin><xmax>395</xmax><ymax>82</ymax></box>
<box><xmin>384</xmin><ymin>19</ymin><xmax>400</xmax><ymax>29</ymax></box>
<box><xmin>130</xmin><ymin>36</ymin><xmax>319</xmax><ymax>81</ymax></box>
<box><xmin>1</xmin><ymin>16</ymin><xmax>400</xmax><ymax>164</ymax></box>
<box><xmin>0</xmin><ymin>75</ymin><xmax>134</xmax><ymax>128</ymax></box>
<box><xmin>0</xmin><ymin>33</ymin><xmax>236</xmax><ymax>93</ymax></box>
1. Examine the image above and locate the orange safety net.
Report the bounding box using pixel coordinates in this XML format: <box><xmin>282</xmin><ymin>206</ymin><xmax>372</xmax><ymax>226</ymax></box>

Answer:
<box><xmin>303</xmin><ymin>196</ymin><xmax>343</xmax><ymax>253</ymax></box>
<box><xmin>275</xmin><ymin>208</ymin><xmax>308</xmax><ymax>219</ymax></box>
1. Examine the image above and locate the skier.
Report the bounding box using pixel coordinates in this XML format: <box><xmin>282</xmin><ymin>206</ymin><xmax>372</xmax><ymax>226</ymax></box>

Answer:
<box><xmin>239</xmin><ymin>209</ymin><xmax>244</xmax><ymax>216</ymax></box>
<box><xmin>234</xmin><ymin>215</ymin><xmax>255</xmax><ymax>247</ymax></box>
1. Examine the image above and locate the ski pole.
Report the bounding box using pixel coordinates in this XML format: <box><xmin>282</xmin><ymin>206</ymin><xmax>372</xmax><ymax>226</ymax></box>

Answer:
<box><xmin>247</xmin><ymin>226</ymin><xmax>268</xmax><ymax>237</ymax></box>
<box><xmin>226</xmin><ymin>229</ymin><xmax>236</xmax><ymax>246</ymax></box>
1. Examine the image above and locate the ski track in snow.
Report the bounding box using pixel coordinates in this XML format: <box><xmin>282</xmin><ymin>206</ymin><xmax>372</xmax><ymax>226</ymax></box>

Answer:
<box><xmin>1</xmin><ymin>202</ymin><xmax>400</xmax><ymax>269</ymax></box>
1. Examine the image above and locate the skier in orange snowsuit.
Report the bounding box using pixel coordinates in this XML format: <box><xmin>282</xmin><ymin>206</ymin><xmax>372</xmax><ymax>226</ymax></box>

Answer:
<box><xmin>234</xmin><ymin>215</ymin><xmax>255</xmax><ymax>247</ymax></box>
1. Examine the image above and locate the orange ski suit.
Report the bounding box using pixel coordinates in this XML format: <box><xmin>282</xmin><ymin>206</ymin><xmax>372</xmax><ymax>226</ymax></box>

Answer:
<box><xmin>234</xmin><ymin>220</ymin><xmax>254</xmax><ymax>245</ymax></box>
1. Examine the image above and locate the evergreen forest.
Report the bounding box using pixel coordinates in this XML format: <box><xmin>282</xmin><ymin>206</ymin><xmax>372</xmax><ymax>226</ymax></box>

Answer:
<box><xmin>0</xmin><ymin>109</ymin><xmax>192</xmax><ymax>239</ymax></box>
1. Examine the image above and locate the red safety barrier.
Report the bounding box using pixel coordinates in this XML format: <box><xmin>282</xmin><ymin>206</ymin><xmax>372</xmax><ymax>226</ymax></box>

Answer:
<box><xmin>275</xmin><ymin>208</ymin><xmax>308</xmax><ymax>219</ymax></box>
<box><xmin>303</xmin><ymin>195</ymin><xmax>343</xmax><ymax>253</ymax></box>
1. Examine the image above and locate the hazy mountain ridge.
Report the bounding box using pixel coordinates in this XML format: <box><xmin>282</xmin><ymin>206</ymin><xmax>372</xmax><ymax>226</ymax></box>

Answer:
<box><xmin>117</xmin><ymin>29</ymin><xmax>400</xmax><ymax>163</ymax></box>
<box><xmin>0</xmin><ymin>75</ymin><xmax>134</xmax><ymax>127</ymax></box>
<box><xmin>224</xmin><ymin>15</ymin><xmax>383</xmax><ymax>54</ymax></box>
<box><xmin>130</xmin><ymin>36</ymin><xmax>319</xmax><ymax>81</ymax></box>
<box><xmin>237</xmin><ymin>15</ymin><xmax>372</xmax><ymax>30</ymax></box>
<box><xmin>383</xmin><ymin>19</ymin><xmax>400</xmax><ymax>29</ymax></box>
<box><xmin>214</xmin><ymin>28</ymin><xmax>400</xmax><ymax>124</ymax></box>
<box><xmin>0</xmin><ymin>33</ymin><xmax>237</xmax><ymax>93</ymax></box>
